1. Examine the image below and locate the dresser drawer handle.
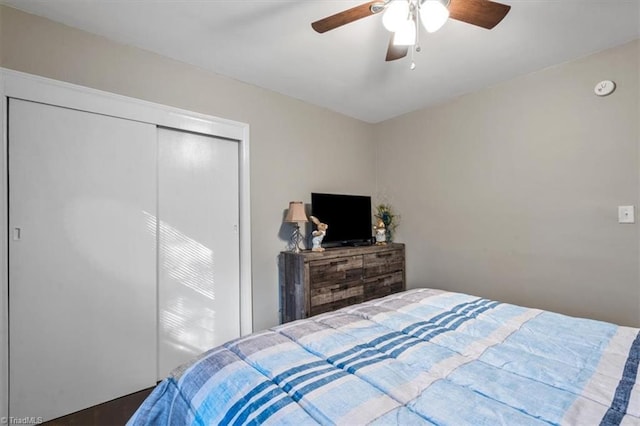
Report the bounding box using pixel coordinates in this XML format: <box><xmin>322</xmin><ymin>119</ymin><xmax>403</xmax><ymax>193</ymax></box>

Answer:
<box><xmin>330</xmin><ymin>260</ymin><xmax>349</xmax><ymax>266</ymax></box>
<box><xmin>377</xmin><ymin>252</ymin><xmax>394</xmax><ymax>258</ymax></box>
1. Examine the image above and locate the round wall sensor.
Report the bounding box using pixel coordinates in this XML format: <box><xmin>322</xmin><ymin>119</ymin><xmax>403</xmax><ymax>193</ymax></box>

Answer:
<box><xmin>594</xmin><ymin>80</ymin><xmax>616</xmax><ymax>97</ymax></box>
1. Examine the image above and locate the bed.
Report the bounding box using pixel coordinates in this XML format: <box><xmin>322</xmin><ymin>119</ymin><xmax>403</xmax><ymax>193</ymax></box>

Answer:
<box><xmin>128</xmin><ymin>288</ymin><xmax>639</xmax><ymax>425</ymax></box>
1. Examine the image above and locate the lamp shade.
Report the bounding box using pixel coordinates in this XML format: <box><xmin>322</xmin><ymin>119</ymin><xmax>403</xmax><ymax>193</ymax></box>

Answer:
<box><xmin>285</xmin><ymin>201</ymin><xmax>308</xmax><ymax>223</ymax></box>
<box><xmin>393</xmin><ymin>19</ymin><xmax>417</xmax><ymax>46</ymax></box>
<box><xmin>382</xmin><ymin>0</ymin><xmax>410</xmax><ymax>32</ymax></box>
<box><xmin>420</xmin><ymin>0</ymin><xmax>449</xmax><ymax>33</ymax></box>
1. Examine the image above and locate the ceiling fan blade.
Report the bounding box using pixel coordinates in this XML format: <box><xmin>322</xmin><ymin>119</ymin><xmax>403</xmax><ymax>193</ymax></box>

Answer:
<box><xmin>385</xmin><ymin>34</ymin><xmax>408</xmax><ymax>61</ymax></box>
<box><xmin>448</xmin><ymin>0</ymin><xmax>511</xmax><ymax>29</ymax></box>
<box><xmin>312</xmin><ymin>1</ymin><xmax>380</xmax><ymax>33</ymax></box>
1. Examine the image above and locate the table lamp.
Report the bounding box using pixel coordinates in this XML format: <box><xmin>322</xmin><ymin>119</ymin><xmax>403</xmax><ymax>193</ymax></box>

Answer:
<box><xmin>284</xmin><ymin>201</ymin><xmax>308</xmax><ymax>253</ymax></box>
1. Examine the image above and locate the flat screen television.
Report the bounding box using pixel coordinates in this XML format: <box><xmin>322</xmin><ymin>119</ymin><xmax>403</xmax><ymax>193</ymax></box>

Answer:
<box><xmin>311</xmin><ymin>192</ymin><xmax>372</xmax><ymax>247</ymax></box>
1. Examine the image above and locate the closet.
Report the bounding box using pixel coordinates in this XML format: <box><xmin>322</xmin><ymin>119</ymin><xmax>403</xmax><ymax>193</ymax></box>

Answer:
<box><xmin>2</xmin><ymin>71</ymin><xmax>251</xmax><ymax>422</ymax></box>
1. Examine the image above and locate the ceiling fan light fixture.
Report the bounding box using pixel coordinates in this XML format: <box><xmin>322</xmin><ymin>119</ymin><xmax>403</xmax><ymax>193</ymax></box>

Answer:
<box><xmin>420</xmin><ymin>0</ymin><xmax>450</xmax><ymax>33</ymax></box>
<box><xmin>382</xmin><ymin>0</ymin><xmax>411</xmax><ymax>32</ymax></box>
<box><xmin>393</xmin><ymin>19</ymin><xmax>417</xmax><ymax>45</ymax></box>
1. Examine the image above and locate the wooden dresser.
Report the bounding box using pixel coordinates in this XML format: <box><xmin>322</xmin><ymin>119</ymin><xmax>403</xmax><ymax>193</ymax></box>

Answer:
<box><xmin>279</xmin><ymin>243</ymin><xmax>405</xmax><ymax>323</ymax></box>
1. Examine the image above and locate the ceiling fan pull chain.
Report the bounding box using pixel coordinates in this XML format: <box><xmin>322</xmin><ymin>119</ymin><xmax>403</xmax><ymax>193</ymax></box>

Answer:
<box><xmin>410</xmin><ymin>46</ymin><xmax>416</xmax><ymax>70</ymax></box>
<box><xmin>411</xmin><ymin>1</ymin><xmax>420</xmax><ymax>70</ymax></box>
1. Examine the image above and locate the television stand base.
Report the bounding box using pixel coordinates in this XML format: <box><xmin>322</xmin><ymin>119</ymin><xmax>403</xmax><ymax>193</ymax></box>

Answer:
<box><xmin>344</xmin><ymin>240</ymin><xmax>372</xmax><ymax>247</ymax></box>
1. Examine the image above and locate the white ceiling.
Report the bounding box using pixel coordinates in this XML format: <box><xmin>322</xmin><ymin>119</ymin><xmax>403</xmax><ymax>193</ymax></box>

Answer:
<box><xmin>2</xmin><ymin>0</ymin><xmax>639</xmax><ymax>123</ymax></box>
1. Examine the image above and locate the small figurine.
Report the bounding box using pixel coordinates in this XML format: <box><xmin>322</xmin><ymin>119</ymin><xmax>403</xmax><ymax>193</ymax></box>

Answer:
<box><xmin>310</xmin><ymin>216</ymin><xmax>328</xmax><ymax>252</ymax></box>
<box><xmin>374</xmin><ymin>218</ymin><xmax>387</xmax><ymax>245</ymax></box>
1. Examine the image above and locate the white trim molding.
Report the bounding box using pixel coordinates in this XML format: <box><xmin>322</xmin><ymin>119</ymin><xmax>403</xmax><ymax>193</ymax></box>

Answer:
<box><xmin>0</xmin><ymin>68</ymin><xmax>253</xmax><ymax>418</ymax></box>
<box><xmin>0</xmin><ymin>70</ymin><xmax>8</xmax><ymax>421</ymax></box>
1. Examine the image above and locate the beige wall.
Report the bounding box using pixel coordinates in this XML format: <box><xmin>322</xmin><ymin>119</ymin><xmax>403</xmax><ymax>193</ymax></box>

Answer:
<box><xmin>0</xmin><ymin>5</ymin><xmax>376</xmax><ymax>331</ymax></box>
<box><xmin>375</xmin><ymin>40</ymin><xmax>640</xmax><ymax>327</ymax></box>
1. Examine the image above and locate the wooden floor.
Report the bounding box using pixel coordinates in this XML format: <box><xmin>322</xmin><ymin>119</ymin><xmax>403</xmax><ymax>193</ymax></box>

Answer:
<box><xmin>43</xmin><ymin>388</ymin><xmax>154</xmax><ymax>426</ymax></box>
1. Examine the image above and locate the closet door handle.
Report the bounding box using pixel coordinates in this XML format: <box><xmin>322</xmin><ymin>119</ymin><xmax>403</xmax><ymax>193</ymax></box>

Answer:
<box><xmin>13</xmin><ymin>227</ymin><xmax>21</xmax><ymax>241</ymax></box>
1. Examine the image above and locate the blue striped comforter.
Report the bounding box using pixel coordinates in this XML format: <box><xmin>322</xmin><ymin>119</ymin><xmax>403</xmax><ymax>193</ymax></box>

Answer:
<box><xmin>129</xmin><ymin>289</ymin><xmax>640</xmax><ymax>425</ymax></box>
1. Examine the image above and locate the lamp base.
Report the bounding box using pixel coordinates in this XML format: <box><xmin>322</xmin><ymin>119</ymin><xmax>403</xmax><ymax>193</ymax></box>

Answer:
<box><xmin>290</xmin><ymin>225</ymin><xmax>303</xmax><ymax>253</ymax></box>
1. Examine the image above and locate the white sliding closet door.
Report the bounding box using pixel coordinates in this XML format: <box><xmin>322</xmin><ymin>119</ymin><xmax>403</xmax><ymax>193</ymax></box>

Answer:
<box><xmin>8</xmin><ymin>99</ymin><xmax>157</xmax><ymax>421</ymax></box>
<box><xmin>157</xmin><ymin>128</ymin><xmax>240</xmax><ymax>379</ymax></box>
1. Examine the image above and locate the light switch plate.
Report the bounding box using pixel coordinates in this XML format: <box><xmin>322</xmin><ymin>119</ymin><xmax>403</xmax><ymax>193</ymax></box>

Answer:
<box><xmin>618</xmin><ymin>205</ymin><xmax>635</xmax><ymax>224</ymax></box>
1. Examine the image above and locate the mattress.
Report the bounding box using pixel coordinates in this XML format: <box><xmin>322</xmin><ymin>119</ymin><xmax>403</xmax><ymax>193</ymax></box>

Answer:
<box><xmin>128</xmin><ymin>288</ymin><xmax>640</xmax><ymax>425</ymax></box>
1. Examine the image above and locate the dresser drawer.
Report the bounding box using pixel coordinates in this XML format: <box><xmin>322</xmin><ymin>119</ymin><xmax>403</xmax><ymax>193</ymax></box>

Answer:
<box><xmin>309</xmin><ymin>256</ymin><xmax>363</xmax><ymax>288</ymax></box>
<box><xmin>363</xmin><ymin>249</ymin><xmax>404</xmax><ymax>278</ymax></box>
<box><xmin>363</xmin><ymin>271</ymin><xmax>404</xmax><ymax>301</ymax></box>
<box><xmin>310</xmin><ymin>281</ymin><xmax>364</xmax><ymax>316</ymax></box>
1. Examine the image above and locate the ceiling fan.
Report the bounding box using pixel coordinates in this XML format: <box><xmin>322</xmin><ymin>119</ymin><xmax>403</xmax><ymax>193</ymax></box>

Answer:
<box><xmin>311</xmin><ymin>0</ymin><xmax>511</xmax><ymax>66</ymax></box>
